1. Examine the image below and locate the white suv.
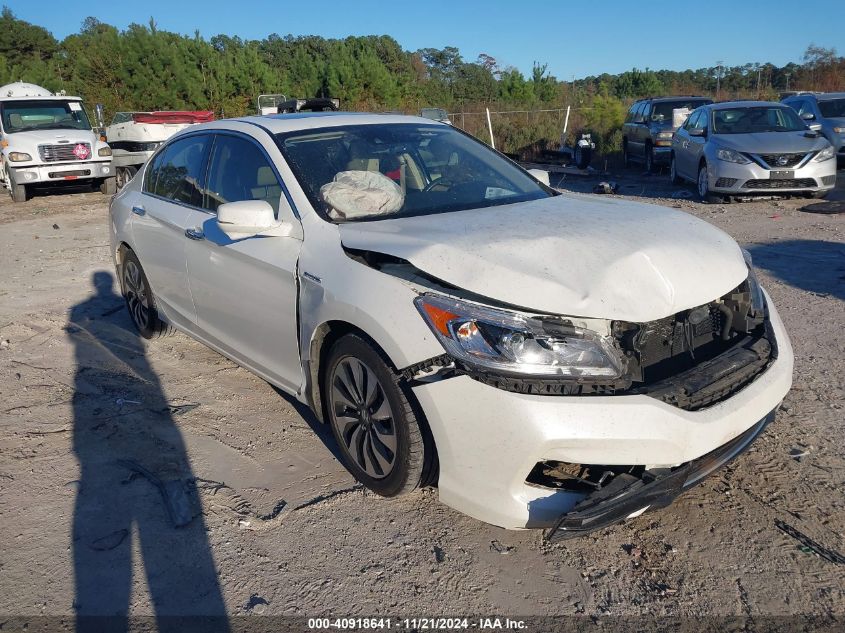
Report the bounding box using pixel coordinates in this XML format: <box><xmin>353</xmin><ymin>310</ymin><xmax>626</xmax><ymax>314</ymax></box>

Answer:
<box><xmin>109</xmin><ymin>113</ymin><xmax>793</xmax><ymax>540</ymax></box>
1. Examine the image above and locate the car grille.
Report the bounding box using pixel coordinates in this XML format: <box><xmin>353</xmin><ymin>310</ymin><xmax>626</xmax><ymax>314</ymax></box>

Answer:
<box><xmin>743</xmin><ymin>178</ymin><xmax>816</xmax><ymax>189</ymax></box>
<box><xmin>38</xmin><ymin>143</ymin><xmax>92</xmax><ymax>162</ymax></box>
<box><xmin>757</xmin><ymin>153</ymin><xmax>807</xmax><ymax>168</ymax></box>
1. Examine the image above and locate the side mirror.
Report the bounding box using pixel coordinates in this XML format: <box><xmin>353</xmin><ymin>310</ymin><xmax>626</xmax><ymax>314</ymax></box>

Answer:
<box><xmin>94</xmin><ymin>103</ymin><xmax>106</xmax><ymax>129</ymax></box>
<box><xmin>216</xmin><ymin>200</ymin><xmax>293</xmax><ymax>239</ymax></box>
<box><xmin>800</xmin><ymin>111</ymin><xmax>815</xmax><ymax>121</ymax></box>
<box><xmin>527</xmin><ymin>168</ymin><xmax>550</xmax><ymax>186</ymax></box>
<box><xmin>688</xmin><ymin>128</ymin><xmax>706</xmax><ymax>137</ymax></box>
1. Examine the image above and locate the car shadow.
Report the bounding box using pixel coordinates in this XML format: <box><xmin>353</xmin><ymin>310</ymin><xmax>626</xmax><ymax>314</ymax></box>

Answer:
<box><xmin>269</xmin><ymin>384</ymin><xmax>347</xmax><ymax>464</ymax></box>
<box><xmin>69</xmin><ymin>272</ymin><xmax>229</xmax><ymax>631</ymax></box>
<box><xmin>747</xmin><ymin>239</ymin><xmax>845</xmax><ymax>302</ymax></box>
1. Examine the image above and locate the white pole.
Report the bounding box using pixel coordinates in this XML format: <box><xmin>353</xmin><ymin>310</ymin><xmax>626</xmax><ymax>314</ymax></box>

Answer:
<box><xmin>562</xmin><ymin>105</ymin><xmax>571</xmax><ymax>135</ymax></box>
<box><xmin>485</xmin><ymin>107</ymin><xmax>495</xmax><ymax>149</ymax></box>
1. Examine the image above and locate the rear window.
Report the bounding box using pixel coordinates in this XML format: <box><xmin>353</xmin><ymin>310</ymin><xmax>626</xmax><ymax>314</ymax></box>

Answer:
<box><xmin>650</xmin><ymin>100</ymin><xmax>712</xmax><ymax>122</ymax></box>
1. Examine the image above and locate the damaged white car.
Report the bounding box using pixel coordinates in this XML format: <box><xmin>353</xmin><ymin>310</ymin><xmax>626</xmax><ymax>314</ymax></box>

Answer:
<box><xmin>109</xmin><ymin>113</ymin><xmax>793</xmax><ymax>540</ymax></box>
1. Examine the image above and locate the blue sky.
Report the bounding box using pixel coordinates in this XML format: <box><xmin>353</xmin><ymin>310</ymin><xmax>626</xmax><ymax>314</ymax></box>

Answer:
<box><xmin>10</xmin><ymin>0</ymin><xmax>842</xmax><ymax>79</ymax></box>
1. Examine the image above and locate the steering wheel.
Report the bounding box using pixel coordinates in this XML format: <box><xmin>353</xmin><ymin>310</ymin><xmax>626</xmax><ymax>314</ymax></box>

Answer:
<box><xmin>422</xmin><ymin>177</ymin><xmax>454</xmax><ymax>193</ymax></box>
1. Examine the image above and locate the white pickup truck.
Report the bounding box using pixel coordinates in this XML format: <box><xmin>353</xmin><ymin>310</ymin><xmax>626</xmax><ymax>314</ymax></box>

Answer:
<box><xmin>0</xmin><ymin>82</ymin><xmax>115</xmax><ymax>202</ymax></box>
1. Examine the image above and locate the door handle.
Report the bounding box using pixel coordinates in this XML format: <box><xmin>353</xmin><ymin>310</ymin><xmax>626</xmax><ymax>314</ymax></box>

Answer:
<box><xmin>131</xmin><ymin>206</ymin><xmax>145</xmax><ymax>216</ymax></box>
<box><xmin>184</xmin><ymin>227</ymin><xmax>205</xmax><ymax>240</ymax></box>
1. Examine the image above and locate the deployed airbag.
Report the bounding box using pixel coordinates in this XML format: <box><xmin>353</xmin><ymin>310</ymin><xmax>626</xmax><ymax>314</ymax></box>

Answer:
<box><xmin>320</xmin><ymin>170</ymin><xmax>404</xmax><ymax>220</ymax></box>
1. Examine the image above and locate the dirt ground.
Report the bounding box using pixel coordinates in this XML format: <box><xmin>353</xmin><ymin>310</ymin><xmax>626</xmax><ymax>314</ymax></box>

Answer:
<box><xmin>0</xmin><ymin>169</ymin><xmax>843</xmax><ymax>625</ymax></box>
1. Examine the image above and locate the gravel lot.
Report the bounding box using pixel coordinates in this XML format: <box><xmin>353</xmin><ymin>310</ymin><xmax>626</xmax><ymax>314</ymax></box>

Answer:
<box><xmin>0</xmin><ymin>169</ymin><xmax>843</xmax><ymax>624</ymax></box>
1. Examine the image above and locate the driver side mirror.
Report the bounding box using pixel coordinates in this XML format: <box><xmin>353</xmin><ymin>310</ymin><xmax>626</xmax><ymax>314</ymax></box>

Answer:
<box><xmin>800</xmin><ymin>111</ymin><xmax>816</xmax><ymax>121</ymax></box>
<box><xmin>216</xmin><ymin>200</ymin><xmax>294</xmax><ymax>240</ymax></box>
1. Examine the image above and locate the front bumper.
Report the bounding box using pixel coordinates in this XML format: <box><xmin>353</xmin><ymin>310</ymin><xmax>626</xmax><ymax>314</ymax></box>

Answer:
<box><xmin>9</xmin><ymin>161</ymin><xmax>113</xmax><ymax>185</ymax></box>
<box><xmin>545</xmin><ymin>409</ymin><xmax>773</xmax><ymax>541</ymax></box>
<box><xmin>707</xmin><ymin>156</ymin><xmax>836</xmax><ymax>194</ymax></box>
<box><xmin>411</xmin><ymin>291</ymin><xmax>793</xmax><ymax>530</ymax></box>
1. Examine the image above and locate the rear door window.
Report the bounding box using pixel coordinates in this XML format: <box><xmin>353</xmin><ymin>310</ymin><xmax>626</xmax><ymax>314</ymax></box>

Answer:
<box><xmin>203</xmin><ymin>134</ymin><xmax>281</xmax><ymax>215</ymax></box>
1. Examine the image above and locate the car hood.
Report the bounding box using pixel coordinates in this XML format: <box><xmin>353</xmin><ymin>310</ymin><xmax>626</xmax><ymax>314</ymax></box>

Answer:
<box><xmin>712</xmin><ymin>131</ymin><xmax>830</xmax><ymax>154</ymax></box>
<box><xmin>338</xmin><ymin>193</ymin><xmax>748</xmax><ymax>322</ymax></box>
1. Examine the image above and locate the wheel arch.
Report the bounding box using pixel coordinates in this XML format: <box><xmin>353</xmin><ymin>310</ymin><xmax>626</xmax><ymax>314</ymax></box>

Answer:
<box><xmin>306</xmin><ymin>318</ymin><xmax>440</xmax><ymax>486</ymax></box>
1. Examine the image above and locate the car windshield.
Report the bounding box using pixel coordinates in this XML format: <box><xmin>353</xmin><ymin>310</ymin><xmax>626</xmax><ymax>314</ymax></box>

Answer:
<box><xmin>711</xmin><ymin>106</ymin><xmax>806</xmax><ymax>134</ymax></box>
<box><xmin>1</xmin><ymin>100</ymin><xmax>92</xmax><ymax>133</ymax></box>
<box><xmin>650</xmin><ymin>100</ymin><xmax>711</xmax><ymax>122</ymax></box>
<box><xmin>818</xmin><ymin>98</ymin><xmax>845</xmax><ymax>118</ymax></box>
<box><xmin>277</xmin><ymin>123</ymin><xmax>552</xmax><ymax>222</ymax></box>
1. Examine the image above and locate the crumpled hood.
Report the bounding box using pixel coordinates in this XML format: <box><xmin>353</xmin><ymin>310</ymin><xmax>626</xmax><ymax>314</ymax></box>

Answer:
<box><xmin>339</xmin><ymin>193</ymin><xmax>748</xmax><ymax>322</ymax></box>
<box><xmin>713</xmin><ymin>131</ymin><xmax>830</xmax><ymax>154</ymax></box>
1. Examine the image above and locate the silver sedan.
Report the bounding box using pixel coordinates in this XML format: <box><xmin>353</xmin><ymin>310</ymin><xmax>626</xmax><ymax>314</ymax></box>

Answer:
<box><xmin>671</xmin><ymin>101</ymin><xmax>837</xmax><ymax>202</ymax></box>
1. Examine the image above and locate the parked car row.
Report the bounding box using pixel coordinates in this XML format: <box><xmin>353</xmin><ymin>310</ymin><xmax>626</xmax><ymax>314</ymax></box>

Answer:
<box><xmin>623</xmin><ymin>93</ymin><xmax>840</xmax><ymax>201</ymax></box>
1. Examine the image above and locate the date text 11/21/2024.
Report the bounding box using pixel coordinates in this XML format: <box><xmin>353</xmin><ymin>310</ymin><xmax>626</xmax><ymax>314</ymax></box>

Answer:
<box><xmin>307</xmin><ymin>618</ymin><xmax>528</xmax><ymax>630</ymax></box>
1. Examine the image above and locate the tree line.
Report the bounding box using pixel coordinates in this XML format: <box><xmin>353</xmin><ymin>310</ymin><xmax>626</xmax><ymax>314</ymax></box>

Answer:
<box><xmin>1</xmin><ymin>7</ymin><xmax>842</xmax><ymax>154</ymax></box>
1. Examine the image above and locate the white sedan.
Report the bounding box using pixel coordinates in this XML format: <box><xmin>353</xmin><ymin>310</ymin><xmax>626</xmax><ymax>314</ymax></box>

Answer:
<box><xmin>109</xmin><ymin>113</ymin><xmax>793</xmax><ymax>540</ymax></box>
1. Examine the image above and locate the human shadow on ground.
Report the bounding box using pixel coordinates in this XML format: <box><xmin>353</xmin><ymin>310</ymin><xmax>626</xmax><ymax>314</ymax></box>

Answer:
<box><xmin>69</xmin><ymin>272</ymin><xmax>229</xmax><ymax>632</ymax></box>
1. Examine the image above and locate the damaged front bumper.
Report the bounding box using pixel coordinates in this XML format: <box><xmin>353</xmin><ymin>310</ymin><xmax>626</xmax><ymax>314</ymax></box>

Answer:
<box><xmin>544</xmin><ymin>410</ymin><xmax>774</xmax><ymax>542</ymax></box>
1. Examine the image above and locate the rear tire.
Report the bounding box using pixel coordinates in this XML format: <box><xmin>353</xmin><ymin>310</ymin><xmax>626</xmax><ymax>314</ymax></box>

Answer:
<box><xmin>116</xmin><ymin>166</ymin><xmax>137</xmax><ymax>190</ymax></box>
<box><xmin>622</xmin><ymin>140</ymin><xmax>630</xmax><ymax>168</ymax></box>
<box><xmin>323</xmin><ymin>334</ymin><xmax>431</xmax><ymax>497</ymax></box>
<box><xmin>120</xmin><ymin>249</ymin><xmax>175</xmax><ymax>339</ymax></box>
<box><xmin>100</xmin><ymin>176</ymin><xmax>117</xmax><ymax>195</ymax></box>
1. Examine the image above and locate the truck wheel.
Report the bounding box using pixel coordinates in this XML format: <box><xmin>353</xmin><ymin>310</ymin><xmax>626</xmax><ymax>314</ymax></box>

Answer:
<box><xmin>622</xmin><ymin>140</ymin><xmax>630</xmax><ymax>168</ymax></box>
<box><xmin>322</xmin><ymin>334</ymin><xmax>433</xmax><ymax>497</ymax></box>
<box><xmin>100</xmin><ymin>176</ymin><xmax>117</xmax><ymax>195</ymax></box>
<box><xmin>10</xmin><ymin>181</ymin><xmax>28</xmax><ymax>203</ymax></box>
<box><xmin>116</xmin><ymin>166</ymin><xmax>137</xmax><ymax>190</ymax></box>
<box><xmin>644</xmin><ymin>145</ymin><xmax>654</xmax><ymax>173</ymax></box>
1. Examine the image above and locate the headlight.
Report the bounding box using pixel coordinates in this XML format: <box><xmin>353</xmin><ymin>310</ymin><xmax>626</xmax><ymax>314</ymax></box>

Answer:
<box><xmin>414</xmin><ymin>294</ymin><xmax>623</xmax><ymax>378</ymax></box>
<box><xmin>656</xmin><ymin>131</ymin><xmax>674</xmax><ymax>140</ymax></box>
<box><xmin>8</xmin><ymin>152</ymin><xmax>32</xmax><ymax>162</ymax></box>
<box><xmin>741</xmin><ymin>249</ymin><xmax>765</xmax><ymax>312</ymax></box>
<box><xmin>833</xmin><ymin>126</ymin><xmax>845</xmax><ymax>134</ymax></box>
<box><xmin>812</xmin><ymin>145</ymin><xmax>835</xmax><ymax>162</ymax></box>
<box><xmin>98</xmin><ymin>146</ymin><xmax>112</xmax><ymax>157</ymax></box>
<box><xmin>716</xmin><ymin>148</ymin><xmax>751</xmax><ymax>164</ymax></box>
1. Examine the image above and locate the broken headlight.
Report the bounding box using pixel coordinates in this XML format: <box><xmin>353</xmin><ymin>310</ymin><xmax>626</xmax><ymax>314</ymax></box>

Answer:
<box><xmin>414</xmin><ymin>294</ymin><xmax>623</xmax><ymax>378</ymax></box>
<box><xmin>741</xmin><ymin>248</ymin><xmax>766</xmax><ymax>312</ymax></box>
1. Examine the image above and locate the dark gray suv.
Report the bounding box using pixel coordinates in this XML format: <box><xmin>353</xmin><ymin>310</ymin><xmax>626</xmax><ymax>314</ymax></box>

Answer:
<box><xmin>623</xmin><ymin>96</ymin><xmax>713</xmax><ymax>171</ymax></box>
<box><xmin>781</xmin><ymin>92</ymin><xmax>845</xmax><ymax>166</ymax></box>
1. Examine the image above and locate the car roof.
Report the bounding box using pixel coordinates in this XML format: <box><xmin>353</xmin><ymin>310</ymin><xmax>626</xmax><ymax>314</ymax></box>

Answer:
<box><xmin>637</xmin><ymin>96</ymin><xmax>711</xmax><ymax>103</ymax></box>
<box><xmin>708</xmin><ymin>100</ymin><xmax>789</xmax><ymax>110</ymax></box>
<box><xmin>813</xmin><ymin>92</ymin><xmax>845</xmax><ymax>100</ymax></box>
<box><xmin>230</xmin><ymin>112</ymin><xmax>446</xmax><ymax>134</ymax></box>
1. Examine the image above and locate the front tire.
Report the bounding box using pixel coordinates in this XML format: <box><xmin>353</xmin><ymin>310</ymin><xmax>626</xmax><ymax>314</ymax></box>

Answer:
<box><xmin>622</xmin><ymin>140</ymin><xmax>630</xmax><ymax>168</ymax></box>
<box><xmin>323</xmin><ymin>334</ymin><xmax>430</xmax><ymax>497</ymax></box>
<box><xmin>99</xmin><ymin>176</ymin><xmax>117</xmax><ymax>195</ymax></box>
<box><xmin>697</xmin><ymin>162</ymin><xmax>722</xmax><ymax>203</ymax></box>
<box><xmin>644</xmin><ymin>144</ymin><xmax>654</xmax><ymax>173</ymax></box>
<box><xmin>670</xmin><ymin>154</ymin><xmax>682</xmax><ymax>184</ymax></box>
<box><xmin>120</xmin><ymin>249</ymin><xmax>175</xmax><ymax>339</ymax></box>
<box><xmin>6</xmin><ymin>168</ymin><xmax>27</xmax><ymax>202</ymax></box>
